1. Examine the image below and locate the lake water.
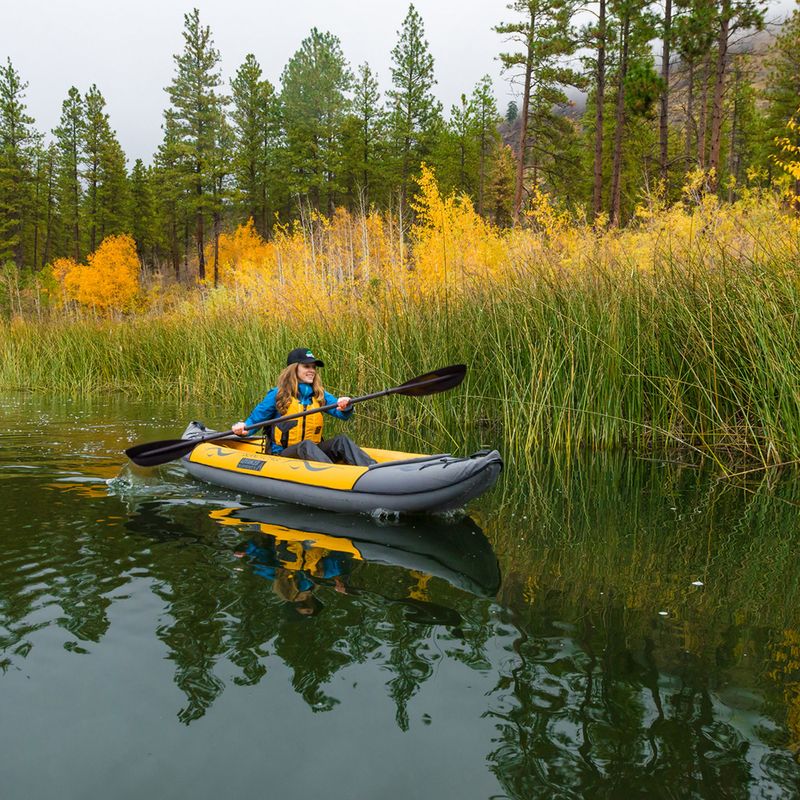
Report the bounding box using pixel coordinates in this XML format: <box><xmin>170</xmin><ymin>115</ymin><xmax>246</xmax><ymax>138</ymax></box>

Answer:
<box><xmin>2</xmin><ymin>393</ymin><xmax>800</xmax><ymax>799</ymax></box>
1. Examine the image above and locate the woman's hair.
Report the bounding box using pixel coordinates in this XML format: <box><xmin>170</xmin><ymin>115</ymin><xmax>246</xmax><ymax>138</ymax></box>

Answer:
<box><xmin>275</xmin><ymin>363</ymin><xmax>325</xmax><ymax>413</ymax></box>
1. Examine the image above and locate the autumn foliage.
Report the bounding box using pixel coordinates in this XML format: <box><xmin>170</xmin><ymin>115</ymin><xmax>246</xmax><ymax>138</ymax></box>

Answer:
<box><xmin>51</xmin><ymin>234</ymin><xmax>141</xmax><ymax>313</ymax></box>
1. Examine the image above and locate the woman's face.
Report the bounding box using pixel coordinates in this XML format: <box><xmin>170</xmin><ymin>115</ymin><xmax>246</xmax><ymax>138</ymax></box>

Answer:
<box><xmin>296</xmin><ymin>363</ymin><xmax>317</xmax><ymax>384</ymax></box>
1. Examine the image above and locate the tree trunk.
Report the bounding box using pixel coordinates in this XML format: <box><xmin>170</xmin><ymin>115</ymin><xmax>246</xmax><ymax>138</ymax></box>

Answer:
<box><xmin>708</xmin><ymin>10</ymin><xmax>730</xmax><ymax>191</ymax></box>
<box><xmin>610</xmin><ymin>15</ymin><xmax>630</xmax><ymax>226</ymax></box>
<box><xmin>659</xmin><ymin>0</ymin><xmax>672</xmax><ymax>183</ymax></box>
<box><xmin>478</xmin><ymin>119</ymin><xmax>486</xmax><ymax>217</ymax></box>
<box><xmin>727</xmin><ymin>63</ymin><xmax>740</xmax><ymax>202</ymax></box>
<box><xmin>513</xmin><ymin>20</ymin><xmax>535</xmax><ymax>225</ymax></box>
<box><xmin>698</xmin><ymin>54</ymin><xmax>710</xmax><ymax>168</ymax></box>
<box><xmin>43</xmin><ymin>157</ymin><xmax>54</xmax><ymax>268</ymax></box>
<box><xmin>685</xmin><ymin>60</ymin><xmax>695</xmax><ymax>163</ymax></box>
<box><xmin>592</xmin><ymin>0</ymin><xmax>607</xmax><ymax>221</ymax></box>
<box><xmin>213</xmin><ymin>210</ymin><xmax>220</xmax><ymax>288</ymax></box>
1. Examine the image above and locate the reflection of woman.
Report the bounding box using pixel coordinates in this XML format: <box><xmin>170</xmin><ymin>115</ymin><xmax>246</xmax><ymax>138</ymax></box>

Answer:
<box><xmin>235</xmin><ymin>537</ymin><xmax>352</xmax><ymax>617</ymax></box>
<box><xmin>231</xmin><ymin>347</ymin><xmax>374</xmax><ymax>467</ymax></box>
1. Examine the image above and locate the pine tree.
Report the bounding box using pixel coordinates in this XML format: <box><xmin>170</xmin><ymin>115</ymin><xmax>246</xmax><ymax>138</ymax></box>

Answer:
<box><xmin>153</xmin><ymin>110</ymin><xmax>186</xmax><ymax>280</ymax></box>
<box><xmin>281</xmin><ymin>28</ymin><xmax>352</xmax><ymax>211</ymax></box>
<box><xmin>341</xmin><ymin>62</ymin><xmax>386</xmax><ymax>209</ymax></box>
<box><xmin>97</xmin><ymin>135</ymin><xmax>129</xmax><ymax>241</ymax></box>
<box><xmin>53</xmin><ymin>86</ymin><xmax>84</xmax><ymax>261</ymax></box>
<box><xmin>674</xmin><ymin>0</ymin><xmax>717</xmax><ymax>166</ymax></box>
<box><xmin>0</xmin><ymin>58</ymin><xmax>36</xmax><ymax>268</ymax></box>
<box><xmin>707</xmin><ymin>0</ymin><xmax>766</xmax><ymax>190</ymax></box>
<box><xmin>388</xmin><ymin>4</ymin><xmax>442</xmax><ymax>206</ymax></box>
<box><xmin>608</xmin><ymin>0</ymin><xmax>660</xmax><ymax>224</ymax></box>
<box><xmin>485</xmin><ymin>142</ymin><xmax>517</xmax><ymax>227</ymax></box>
<box><xmin>765</xmin><ymin>5</ymin><xmax>800</xmax><ymax>178</ymax></box>
<box><xmin>210</xmin><ymin>111</ymin><xmax>234</xmax><ymax>287</ymax></box>
<box><xmin>129</xmin><ymin>159</ymin><xmax>156</xmax><ymax>267</ymax></box>
<box><xmin>165</xmin><ymin>7</ymin><xmax>227</xmax><ymax>281</ymax></box>
<box><xmin>441</xmin><ymin>93</ymin><xmax>479</xmax><ymax>197</ymax></box>
<box><xmin>471</xmin><ymin>76</ymin><xmax>500</xmax><ymax>216</ymax></box>
<box><xmin>82</xmin><ymin>85</ymin><xmax>127</xmax><ymax>252</ymax></box>
<box><xmin>230</xmin><ymin>54</ymin><xmax>279</xmax><ymax>234</ymax></box>
<box><xmin>496</xmin><ymin>0</ymin><xmax>584</xmax><ymax>222</ymax></box>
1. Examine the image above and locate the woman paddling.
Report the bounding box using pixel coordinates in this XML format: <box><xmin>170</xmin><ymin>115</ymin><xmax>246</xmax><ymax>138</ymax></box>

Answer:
<box><xmin>231</xmin><ymin>347</ymin><xmax>375</xmax><ymax>467</ymax></box>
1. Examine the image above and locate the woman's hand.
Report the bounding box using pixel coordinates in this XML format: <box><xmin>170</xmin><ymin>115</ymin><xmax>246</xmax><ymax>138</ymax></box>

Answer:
<box><xmin>231</xmin><ymin>421</ymin><xmax>247</xmax><ymax>436</ymax></box>
<box><xmin>337</xmin><ymin>397</ymin><xmax>352</xmax><ymax>411</ymax></box>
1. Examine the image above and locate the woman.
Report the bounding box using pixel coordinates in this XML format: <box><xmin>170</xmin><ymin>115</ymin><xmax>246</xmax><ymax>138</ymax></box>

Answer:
<box><xmin>231</xmin><ymin>347</ymin><xmax>375</xmax><ymax>467</ymax></box>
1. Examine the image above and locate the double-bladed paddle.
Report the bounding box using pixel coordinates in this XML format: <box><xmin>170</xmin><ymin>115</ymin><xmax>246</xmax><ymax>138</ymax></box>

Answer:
<box><xmin>125</xmin><ymin>364</ymin><xmax>467</xmax><ymax>468</ymax></box>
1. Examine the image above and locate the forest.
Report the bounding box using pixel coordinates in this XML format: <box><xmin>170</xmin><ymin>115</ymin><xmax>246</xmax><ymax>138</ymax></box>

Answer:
<box><xmin>0</xmin><ymin>1</ymin><xmax>797</xmax><ymax>297</ymax></box>
<box><xmin>1</xmin><ymin>1</ymin><xmax>800</xmax><ymax>467</ymax></box>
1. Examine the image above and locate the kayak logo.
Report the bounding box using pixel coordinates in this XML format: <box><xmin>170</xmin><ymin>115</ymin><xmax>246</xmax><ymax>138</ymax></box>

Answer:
<box><xmin>238</xmin><ymin>457</ymin><xmax>266</xmax><ymax>471</ymax></box>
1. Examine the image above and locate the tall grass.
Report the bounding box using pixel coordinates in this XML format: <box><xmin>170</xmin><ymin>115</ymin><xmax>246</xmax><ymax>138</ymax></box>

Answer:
<box><xmin>2</xmin><ymin>247</ymin><xmax>800</xmax><ymax>471</ymax></box>
<box><xmin>3</xmin><ymin>186</ymin><xmax>800</xmax><ymax>471</ymax></box>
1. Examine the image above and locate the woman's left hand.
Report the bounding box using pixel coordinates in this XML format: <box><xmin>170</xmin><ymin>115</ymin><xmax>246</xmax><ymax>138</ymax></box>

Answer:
<box><xmin>337</xmin><ymin>397</ymin><xmax>352</xmax><ymax>411</ymax></box>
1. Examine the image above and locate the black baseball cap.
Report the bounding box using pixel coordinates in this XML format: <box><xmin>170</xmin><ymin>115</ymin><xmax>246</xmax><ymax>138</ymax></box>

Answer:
<box><xmin>287</xmin><ymin>347</ymin><xmax>325</xmax><ymax>367</ymax></box>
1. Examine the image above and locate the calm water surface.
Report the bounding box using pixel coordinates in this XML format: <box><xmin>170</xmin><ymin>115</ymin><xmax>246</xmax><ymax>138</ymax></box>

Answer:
<box><xmin>2</xmin><ymin>393</ymin><xmax>800</xmax><ymax>799</ymax></box>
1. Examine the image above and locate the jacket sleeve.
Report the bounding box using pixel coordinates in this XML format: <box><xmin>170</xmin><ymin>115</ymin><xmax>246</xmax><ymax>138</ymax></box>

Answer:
<box><xmin>322</xmin><ymin>391</ymin><xmax>354</xmax><ymax>420</ymax></box>
<box><xmin>244</xmin><ymin>387</ymin><xmax>279</xmax><ymax>429</ymax></box>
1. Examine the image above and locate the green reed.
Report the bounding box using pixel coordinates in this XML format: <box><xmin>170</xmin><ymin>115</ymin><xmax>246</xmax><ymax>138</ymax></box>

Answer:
<box><xmin>2</xmin><ymin>251</ymin><xmax>799</xmax><ymax>470</ymax></box>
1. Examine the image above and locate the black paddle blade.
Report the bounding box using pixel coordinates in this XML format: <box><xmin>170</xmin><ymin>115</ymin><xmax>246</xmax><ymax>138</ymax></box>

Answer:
<box><xmin>125</xmin><ymin>438</ymin><xmax>199</xmax><ymax>467</ymax></box>
<box><xmin>126</xmin><ymin>433</ymin><xmax>239</xmax><ymax>468</ymax></box>
<box><xmin>394</xmin><ymin>364</ymin><xmax>467</xmax><ymax>397</ymax></box>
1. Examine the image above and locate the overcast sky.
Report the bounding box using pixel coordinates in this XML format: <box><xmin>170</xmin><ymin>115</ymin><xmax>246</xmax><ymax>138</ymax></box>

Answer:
<box><xmin>1</xmin><ymin>0</ymin><xmax>795</xmax><ymax>164</ymax></box>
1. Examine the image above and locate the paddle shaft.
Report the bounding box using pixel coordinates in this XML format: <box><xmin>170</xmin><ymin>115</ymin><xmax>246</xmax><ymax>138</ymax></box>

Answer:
<box><xmin>241</xmin><ymin>373</ymin><xmax>447</xmax><ymax>433</ymax></box>
<box><xmin>125</xmin><ymin>365</ymin><xmax>466</xmax><ymax>467</ymax></box>
<box><xmin>130</xmin><ymin>373</ymin><xmax>451</xmax><ymax>464</ymax></box>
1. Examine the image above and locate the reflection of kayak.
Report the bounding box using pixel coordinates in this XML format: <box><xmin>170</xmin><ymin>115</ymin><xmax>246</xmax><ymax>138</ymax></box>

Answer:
<box><xmin>182</xmin><ymin>422</ymin><xmax>503</xmax><ymax>514</ymax></box>
<box><xmin>209</xmin><ymin>505</ymin><xmax>501</xmax><ymax>597</ymax></box>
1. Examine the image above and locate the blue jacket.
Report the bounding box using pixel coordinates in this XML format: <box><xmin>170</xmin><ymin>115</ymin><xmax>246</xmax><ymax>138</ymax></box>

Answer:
<box><xmin>244</xmin><ymin>382</ymin><xmax>353</xmax><ymax>454</ymax></box>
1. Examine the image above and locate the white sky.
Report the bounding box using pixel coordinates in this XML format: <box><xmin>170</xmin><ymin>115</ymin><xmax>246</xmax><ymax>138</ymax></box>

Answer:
<box><xmin>1</xmin><ymin>0</ymin><xmax>795</xmax><ymax>164</ymax></box>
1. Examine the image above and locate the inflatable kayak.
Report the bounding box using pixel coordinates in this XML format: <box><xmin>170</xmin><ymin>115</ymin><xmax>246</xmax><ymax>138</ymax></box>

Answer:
<box><xmin>181</xmin><ymin>422</ymin><xmax>502</xmax><ymax>514</ymax></box>
<box><xmin>210</xmin><ymin>505</ymin><xmax>501</xmax><ymax>597</ymax></box>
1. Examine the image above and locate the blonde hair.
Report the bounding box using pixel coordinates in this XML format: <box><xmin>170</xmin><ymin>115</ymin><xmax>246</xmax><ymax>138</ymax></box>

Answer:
<box><xmin>275</xmin><ymin>363</ymin><xmax>325</xmax><ymax>413</ymax></box>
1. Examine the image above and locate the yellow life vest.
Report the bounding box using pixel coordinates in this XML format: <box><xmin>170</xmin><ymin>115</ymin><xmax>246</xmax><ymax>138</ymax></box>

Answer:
<box><xmin>272</xmin><ymin>395</ymin><xmax>324</xmax><ymax>449</ymax></box>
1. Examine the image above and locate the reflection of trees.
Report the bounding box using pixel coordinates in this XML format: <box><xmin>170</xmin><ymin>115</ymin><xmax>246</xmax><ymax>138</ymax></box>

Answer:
<box><xmin>7</xmin><ymin>442</ymin><xmax>800</xmax><ymax>794</ymax></box>
<box><xmin>486</xmin><ymin>603</ymin><xmax>796</xmax><ymax>798</ymax></box>
<box><xmin>0</xmin><ymin>472</ymin><xmax>141</xmax><ymax>668</ymax></box>
<box><xmin>477</xmin><ymin>454</ymin><xmax>800</xmax><ymax>798</ymax></box>
<box><xmin>124</xmin><ymin>501</ymin><xmax>484</xmax><ymax>724</ymax></box>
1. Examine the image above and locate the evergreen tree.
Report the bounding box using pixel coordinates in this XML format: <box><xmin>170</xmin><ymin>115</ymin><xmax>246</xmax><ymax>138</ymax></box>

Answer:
<box><xmin>471</xmin><ymin>76</ymin><xmax>501</xmax><ymax>216</ymax></box>
<box><xmin>506</xmin><ymin>100</ymin><xmax>519</xmax><ymax>123</ymax></box>
<box><xmin>153</xmin><ymin>110</ymin><xmax>186</xmax><ymax>279</ymax></box>
<box><xmin>765</xmin><ymin>4</ymin><xmax>800</xmax><ymax>176</ymax></box>
<box><xmin>53</xmin><ymin>86</ymin><xmax>84</xmax><ymax>260</ymax></box>
<box><xmin>340</xmin><ymin>62</ymin><xmax>386</xmax><ymax>209</ymax></box>
<box><xmin>165</xmin><ymin>7</ymin><xmax>227</xmax><ymax>281</ymax></box>
<box><xmin>0</xmin><ymin>58</ymin><xmax>36</xmax><ymax>268</ymax></box>
<box><xmin>388</xmin><ymin>4</ymin><xmax>442</xmax><ymax>206</ymax></box>
<box><xmin>607</xmin><ymin>0</ymin><xmax>660</xmax><ymax>224</ymax></box>
<box><xmin>210</xmin><ymin>111</ymin><xmax>234</xmax><ymax>287</ymax></box>
<box><xmin>129</xmin><ymin>158</ymin><xmax>156</xmax><ymax>267</ymax></box>
<box><xmin>82</xmin><ymin>85</ymin><xmax>128</xmax><ymax>251</ymax></box>
<box><xmin>674</xmin><ymin>0</ymin><xmax>717</xmax><ymax>166</ymax></box>
<box><xmin>485</xmin><ymin>142</ymin><xmax>517</xmax><ymax>227</ymax></box>
<box><xmin>97</xmin><ymin>135</ymin><xmax>129</xmax><ymax>241</ymax></box>
<box><xmin>707</xmin><ymin>0</ymin><xmax>766</xmax><ymax>189</ymax></box>
<box><xmin>230</xmin><ymin>54</ymin><xmax>278</xmax><ymax>235</ymax></box>
<box><xmin>440</xmin><ymin>94</ymin><xmax>479</xmax><ymax>197</ymax></box>
<box><xmin>496</xmin><ymin>0</ymin><xmax>584</xmax><ymax>222</ymax></box>
<box><xmin>281</xmin><ymin>28</ymin><xmax>352</xmax><ymax>211</ymax></box>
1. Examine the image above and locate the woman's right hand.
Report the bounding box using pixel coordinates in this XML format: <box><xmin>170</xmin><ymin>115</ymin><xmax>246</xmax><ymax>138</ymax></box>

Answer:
<box><xmin>231</xmin><ymin>422</ymin><xmax>247</xmax><ymax>436</ymax></box>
